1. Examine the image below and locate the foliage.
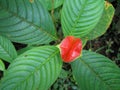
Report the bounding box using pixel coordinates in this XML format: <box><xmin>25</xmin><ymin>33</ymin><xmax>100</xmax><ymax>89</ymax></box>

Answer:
<box><xmin>0</xmin><ymin>0</ymin><xmax>119</xmax><ymax>90</ymax></box>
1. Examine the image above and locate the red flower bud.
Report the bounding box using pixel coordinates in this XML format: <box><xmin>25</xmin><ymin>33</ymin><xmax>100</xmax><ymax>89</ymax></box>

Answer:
<box><xmin>59</xmin><ymin>36</ymin><xmax>82</xmax><ymax>63</ymax></box>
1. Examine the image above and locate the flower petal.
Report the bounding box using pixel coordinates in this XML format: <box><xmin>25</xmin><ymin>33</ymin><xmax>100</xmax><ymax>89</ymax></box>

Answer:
<box><xmin>59</xmin><ymin>36</ymin><xmax>82</xmax><ymax>63</ymax></box>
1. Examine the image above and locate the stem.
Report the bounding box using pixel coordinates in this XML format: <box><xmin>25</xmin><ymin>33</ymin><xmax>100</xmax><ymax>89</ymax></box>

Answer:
<box><xmin>51</xmin><ymin>0</ymin><xmax>56</xmax><ymax>26</ymax></box>
<box><xmin>95</xmin><ymin>46</ymin><xmax>107</xmax><ymax>52</ymax></box>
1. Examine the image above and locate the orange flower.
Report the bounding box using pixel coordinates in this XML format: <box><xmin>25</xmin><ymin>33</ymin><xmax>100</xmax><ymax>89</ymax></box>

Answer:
<box><xmin>59</xmin><ymin>36</ymin><xmax>82</xmax><ymax>63</ymax></box>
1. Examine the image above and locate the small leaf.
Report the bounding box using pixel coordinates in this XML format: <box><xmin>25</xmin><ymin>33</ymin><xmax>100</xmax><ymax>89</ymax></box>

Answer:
<box><xmin>0</xmin><ymin>59</ymin><xmax>5</xmax><ymax>71</ymax></box>
<box><xmin>84</xmin><ymin>1</ymin><xmax>115</xmax><ymax>40</ymax></box>
<box><xmin>71</xmin><ymin>50</ymin><xmax>120</xmax><ymax>90</ymax></box>
<box><xmin>38</xmin><ymin>0</ymin><xmax>64</xmax><ymax>10</ymax></box>
<box><xmin>0</xmin><ymin>35</ymin><xmax>17</xmax><ymax>63</ymax></box>
<box><xmin>0</xmin><ymin>0</ymin><xmax>57</xmax><ymax>45</ymax></box>
<box><xmin>61</xmin><ymin>0</ymin><xmax>104</xmax><ymax>37</ymax></box>
<box><xmin>0</xmin><ymin>46</ymin><xmax>62</xmax><ymax>90</ymax></box>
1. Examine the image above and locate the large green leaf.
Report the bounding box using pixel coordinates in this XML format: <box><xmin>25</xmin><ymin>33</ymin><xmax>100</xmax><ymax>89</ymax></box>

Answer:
<box><xmin>0</xmin><ymin>0</ymin><xmax>57</xmax><ymax>45</ymax></box>
<box><xmin>71</xmin><ymin>50</ymin><xmax>120</xmax><ymax>90</ymax></box>
<box><xmin>0</xmin><ymin>46</ymin><xmax>62</xmax><ymax>90</ymax></box>
<box><xmin>61</xmin><ymin>0</ymin><xmax>104</xmax><ymax>37</ymax></box>
<box><xmin>84</xmin><ymin>1</ymin><xmax>115</xmax><ymax>40</ymax></box>
<box><xmin>39</xmin><ymin>0</ymin><xmax>64</xmax><ymax>10</ymax></box>
<box><xmin>0</xmin><ymin>35</ymin><xmax>17</xmax><ymax>63</ymax></box>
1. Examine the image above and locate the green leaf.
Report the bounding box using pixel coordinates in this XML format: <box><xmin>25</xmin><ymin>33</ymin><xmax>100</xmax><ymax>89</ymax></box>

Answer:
<box><xmin>38</xmin><ymin>0</ymin><xmax>64</xmax><ymax>10</ymax></box>
<box><xmin>61</xmin><ymin>0</ymin><xmax>104</xmax><ymax>37</ymax></box>
<box><xmin>84</xmin><ymin>1</ymin><xmax>115</xmax><ymax>40</ymax></box>
<box><xmin>0</xmin><ymin>0</ymin><xmax>57</xmax><ymax>45</ymax></box>
<box><xmin>0</xmin><ymin>59</ymin><xmax>5</xmax><ymax>71</ymax></box>
<box><xmin>0</xmin><ymin>46</ymin><xmax>62</xmax><ymax>90</ymax></box>
<box><xmin>71</xmin><ymin>50</ymin><xmax>120</xmax><ymax>90</ymax></box>
<box><xmin>0</xmin><ymin>35</ymin><xmax>17</xmax><ymax>63</ymax></box>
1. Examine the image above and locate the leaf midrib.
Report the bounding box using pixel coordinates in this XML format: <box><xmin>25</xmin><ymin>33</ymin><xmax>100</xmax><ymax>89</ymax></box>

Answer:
<box><xmin>0</xmin><ymin>4</ymin><xmax>57</xmax><ymax>40</ymax></box>
<box><xmin>79</xmin><ymin>58</ymin><xmax>112</xmax><ymax>90</ymax></box>
<box><xmin>70</xmin><ymin>0</ymin><xmax>87</xmax><ymax>35</ymax></box>
<box><xmin>13</xmin><ymin>48</ymin><xmax>59</xmax><ymax>90</ymax></box>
